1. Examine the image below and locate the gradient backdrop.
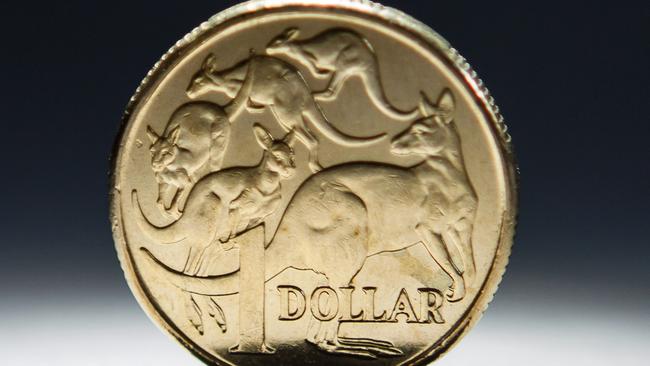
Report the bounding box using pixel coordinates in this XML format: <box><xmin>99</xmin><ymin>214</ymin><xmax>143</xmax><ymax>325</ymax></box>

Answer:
<box><xmin>0</xmin><ymin>1</ymin><xmax>648</xmax><ymax>365</ymax></box>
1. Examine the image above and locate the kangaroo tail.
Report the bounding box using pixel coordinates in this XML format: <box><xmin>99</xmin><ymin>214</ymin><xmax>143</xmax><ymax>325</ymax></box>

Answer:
<box><xmin>307</xmin><ymin>103</ymin><xmax>386</xmax><ymax>146</ymax></box>
<box><xmin>362</xmin><ymin>68</ymin><xmax>421</xmax><ymax>122</ymax></box>
<box><xmin>141</xmin><ymin>248</ymin><xmax>241</xmax><ymax>296</ymax></box>
<box><xmin>131</xmin><ymin>190</ymin><xmax>187</xmax><ymax>244</ymax></box>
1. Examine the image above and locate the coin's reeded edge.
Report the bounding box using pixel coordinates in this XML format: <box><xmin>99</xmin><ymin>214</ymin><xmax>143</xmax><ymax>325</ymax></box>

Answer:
<box><xmin>109</xmin><ymin>1</ymin><xmax>518</xmax><ymax>365</ymax></box>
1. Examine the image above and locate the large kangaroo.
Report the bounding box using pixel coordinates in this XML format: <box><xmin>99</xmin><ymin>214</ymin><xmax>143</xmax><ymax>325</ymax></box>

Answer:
<box><xmin>136</xmin><ymin>90</ymin><xmax>478</xmax><ymax>358</ymax></box>
<box><xmin>146</xmin><ymin>102</ymin><xmax>230</xmax><ymax>218</ymax></box>
<box><xmin>266</xmin><ymin>27</ymin><xmax>431</xmax><ymax>121</ymax></box>
<box><xmin>187</xmin><ymin>53</ymin><xmax>385</xmax><ymax>172</ymax></box>
<box><xmin>135</xmin><ymin>124</ymin><xmax>296</xmax><ymax>276</ymax></box>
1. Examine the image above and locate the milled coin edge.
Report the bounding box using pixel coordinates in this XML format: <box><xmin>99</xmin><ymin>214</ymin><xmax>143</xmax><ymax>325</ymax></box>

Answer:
<box><xmin>109</xmin><ymin>1</ymin><xmax>518</xmax><ymax>365</ymax></box>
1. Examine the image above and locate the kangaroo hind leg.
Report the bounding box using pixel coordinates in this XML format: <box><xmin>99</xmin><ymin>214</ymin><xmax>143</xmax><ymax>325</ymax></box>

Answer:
<box><xmin>416</xmin><ymin>224</ymin><xmax>466</xmax><ymax>302</ymax></box>
<box><xmin>451</xmin><ymin>218</ymin><xmax>477</xmax><ymax>285</ymax></box>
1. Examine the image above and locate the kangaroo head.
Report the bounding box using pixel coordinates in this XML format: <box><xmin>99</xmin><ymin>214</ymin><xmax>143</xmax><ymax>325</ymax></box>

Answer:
<box><xmin>147</xmin><ymin>125</ymin><xmax>180</xmax><ymax>173</ymax></box>
<box><xmin>253</xmin><ymin>124</ymin><xmax>296</xmax><ymax>179</ymax></box>
<box><xmin>391</xmin><ymin>89</ymin><xmax>459</xmax><ymax>157</ymax></box>
<box><xmin>187</xmin><ymin>54</ymin><xmax>228</xmax><ymax>98</ymax></box>
<box><xmin>266</xmin><ymin>27</ymin><xmax>301</xmax><ymax>56</ymax></box>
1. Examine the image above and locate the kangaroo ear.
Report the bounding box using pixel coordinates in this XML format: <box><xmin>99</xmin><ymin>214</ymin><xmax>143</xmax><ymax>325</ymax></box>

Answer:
<box><xmin>202</xmin><ymin>53</ymin><xmax>218</xmax><ymax>73</ymax></box>
<box><xmin>283</xmin><ymin>129</ymin><xmax>298</xmax><ymax>147</ymax></box>
<box><xmin>419</xmin><ymin>92</ymin><xmax>437</xmax><ymax>118</ymax></box>
<box><xmin>285</xmin><ymin>27</ymin><xmax>300</xmax><ymax>41</ymax></box>
<box><xmin>437</xmin><ymin>89</ymin><xmax>455</xmax><ymax>123</ymax></box>
<box><xmin>168</xmin><ymin>125</ymin><xmax>181</xmax><ymax>144</ymax></box>
<box><xmin>146</xmin><ymin>126</ymin><xmax>159</xmax><ymax>144</ymax></box>
<box><xmin>253</xmin><ymin>123</ymin><xmax>274</xmax><ymax>150</ymax></box>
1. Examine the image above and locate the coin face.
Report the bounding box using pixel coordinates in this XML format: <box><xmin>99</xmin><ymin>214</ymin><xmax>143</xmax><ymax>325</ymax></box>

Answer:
<box><xmin>110</xmin><ymin>1</ymin><xmax>517</xmax><ymax>365</ymax></box>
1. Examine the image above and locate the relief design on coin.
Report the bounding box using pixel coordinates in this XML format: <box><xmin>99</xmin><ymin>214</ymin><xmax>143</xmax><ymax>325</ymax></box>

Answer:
<box><xmin>111</xmin><ymin>1</ymin><xmax>517</xmax><ymax>365</ymax></box>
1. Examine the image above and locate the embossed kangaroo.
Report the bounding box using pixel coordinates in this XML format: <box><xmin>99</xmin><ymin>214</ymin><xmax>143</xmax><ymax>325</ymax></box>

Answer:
<box><xmin>266</xmin><ymin>27</ymin><xmax>431</xmax><ymax>121</ymax></box>
<box><xmin>147</xmin><ymin>102</ymin><xmax>230</xmax><ymax>218</ymax></box>
<box><xmin>135</xmin><ymin>124</ymin><xmax>296</xmax><ymax>275</ymax></box>
<box><xmin>187</xmin><ymin>53</ymin><xmax>384</xmax><ymax>172</ymax></box>
<box><xmin>391</xmin><ymin>94</ymin><xmax>478</xmax><ymax>288</ymax></box>
<box><xmin>138</xmin><ymin>90</ymin><xmax>477</xmax><ymax>359</ymax></box>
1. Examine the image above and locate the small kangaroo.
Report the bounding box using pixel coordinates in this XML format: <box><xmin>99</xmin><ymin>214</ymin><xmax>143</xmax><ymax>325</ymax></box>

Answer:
<box><xmin>266</xmin><ymin>27</ymin><xmax>429</xmax><ymax>121</ymax></box>
<box><xmin>187</xmin><ymin>53</ymin><xmax>385</xmax><ymax>172</ymax></box>
<box><xmin>137</xmin><ymin>90</ymin><xmax>478</xmax><ymax>358</ymax></box>
<box><xmin>135</xmin><ymin>124</ymin><xmax>296</xmax><ymax>275</ymax></box>
<box><xmin>146</xmin><ymin>102</ymin><xmax>230</xmax><ymax>218</ymax></box>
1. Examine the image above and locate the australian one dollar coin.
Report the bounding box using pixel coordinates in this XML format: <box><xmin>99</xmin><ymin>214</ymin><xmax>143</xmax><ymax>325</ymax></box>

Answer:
<box><xmin>110</xmin><ymin>0</ymin><xmax>517</xmax><ymax>364</ymax></box>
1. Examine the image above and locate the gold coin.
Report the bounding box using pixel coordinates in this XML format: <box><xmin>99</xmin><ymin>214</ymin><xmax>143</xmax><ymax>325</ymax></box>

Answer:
<box><xmin>110</xmin><ymin>1</ymin><xmax>517</xmax><ymax>364</ymax></box>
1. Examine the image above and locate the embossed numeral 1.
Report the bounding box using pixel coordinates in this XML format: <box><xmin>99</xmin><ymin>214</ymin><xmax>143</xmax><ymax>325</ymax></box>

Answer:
<box><xmin>229</xmin><ymin>226</ymin><xmax>275</xmax><ymax>354</ymax></box>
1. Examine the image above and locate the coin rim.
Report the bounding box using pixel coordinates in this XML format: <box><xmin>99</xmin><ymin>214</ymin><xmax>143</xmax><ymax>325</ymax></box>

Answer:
<box><xmin>109</xmin><ymin>1</ymin><xmax>518</xmax><ymax>365</ymax></box>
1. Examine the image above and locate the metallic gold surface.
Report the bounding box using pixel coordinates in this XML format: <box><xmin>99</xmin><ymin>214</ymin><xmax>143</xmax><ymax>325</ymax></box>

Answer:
<box><xmin>110</xmin><ymin>1</ymin><xmax>517</xmax><ymax>365</ymax></box>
